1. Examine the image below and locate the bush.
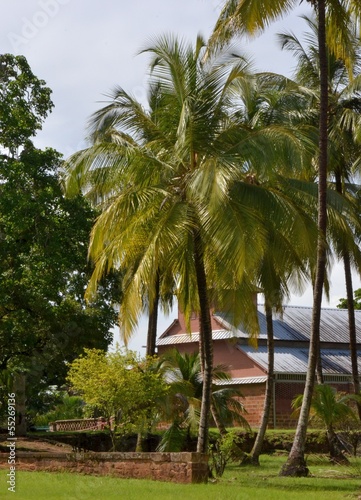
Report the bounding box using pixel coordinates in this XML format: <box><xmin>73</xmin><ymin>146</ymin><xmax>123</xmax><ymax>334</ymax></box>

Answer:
<box><xmin>209</xmin><ymin>431</ymin><xmax>246</xmax><ymax>477</ymax></box>
<box><xmin>33</xmin><ymin>393</ymin><xmax>84</xmax><ymax>427</ymax></box>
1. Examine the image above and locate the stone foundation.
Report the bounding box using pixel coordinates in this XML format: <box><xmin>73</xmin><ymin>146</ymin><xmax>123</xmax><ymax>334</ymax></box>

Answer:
<box><xmin>0</xmin><ymin>451</ymin><xmax>209</xmax><ymax>484</ymax></box>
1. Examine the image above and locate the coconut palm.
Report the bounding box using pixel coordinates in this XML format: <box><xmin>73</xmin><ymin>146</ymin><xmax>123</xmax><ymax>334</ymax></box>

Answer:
<box><xmin>221</xmin><ymin>71</ymin><xmax>317</xmax><ymax>465</ymax></box>
<box><xmin>249</xmin><ymin>231</ymin><xmax>313</xmax><ymax>465</ymax></box>
<box><xmin>210</xmin><ymin>0</ymin><xmax>361</xmax><ymax>476</ymax></box>
<box><xmin>280</xmin><ymin>16</ymin><xmax>361</xmax><ymax>411</ymax></box>
<box><xmin>292</xmin><ymin>384</ymin><xmax>361</xmax><ymax>463</ymax></box>
<box><xmin>63</xmin><ymin>35</ymin><xmax>320</xmax><ymax>453</ymax></box>
<box><xmin>157</xmin><ymin>349</ymin><xmax>250</xmax><ymax>452</ymax></box>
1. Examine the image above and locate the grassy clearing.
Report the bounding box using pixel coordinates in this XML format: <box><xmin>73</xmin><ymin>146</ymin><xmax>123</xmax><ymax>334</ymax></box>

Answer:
<box><xmin>1</xmin><ymin>454</ymin><xmax>360</xmax><ymax>499</ymax></box>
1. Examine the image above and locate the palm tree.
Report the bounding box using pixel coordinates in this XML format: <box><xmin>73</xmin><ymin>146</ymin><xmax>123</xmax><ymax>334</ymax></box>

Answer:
<box><xmin>64</xmin><ymin>35</ymin><xmax>319</xmax><ymax>453</ymax></box>
<box><xmin>279</xmin><ymin>17</ymin><xmax>361</xmax><ymax>415</ymax></box>
<box><xmin>292</xmin><ymin>384</ymin><xmax>361</xmax><ymax>463</ymax></box>
<box><xmin>157</xmin><ymin>349</ymin><xmax>250</xmax><ymax>452</ymax></box>
<box><xmin>249</xmin><ymin>235</ymin><xmax>313</xmax><ymax>465</ymax></box>
<box><xmin>223</xmin><ymin>71</ymin><xmax>316</xmax><ymax>465</ymax></box>
<box><xmin>210</xmin><ymin>0</ymin><xmax>361</xmax><ymax>476</ymax></box>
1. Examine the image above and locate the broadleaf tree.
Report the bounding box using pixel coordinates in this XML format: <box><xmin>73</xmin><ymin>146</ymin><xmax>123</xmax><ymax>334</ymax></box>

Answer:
<box><xmin>67</xmin><ymin>348</ymin><xmax>169</xmax><ymax>450</ymax></box>
<box><xmin>0</xmin><ymin>53</ymin><xmax>53</xmax><ymax>155</ymax></box>
<box><xmin>0</xmin><ymin>54</ymin><xmax>119</xmax><ymax>428</ymax></box>
<box><xmin>0</xmin><ymin>143</ymin><xmax>119</xmax><ymax>423</ymax></box>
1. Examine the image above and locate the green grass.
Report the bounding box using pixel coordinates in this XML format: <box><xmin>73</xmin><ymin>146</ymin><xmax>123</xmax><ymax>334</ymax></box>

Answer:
<box><xmin>1</xmin><ymin>454</ymin><xmax>360</xmax><ymax>499</ymax></box>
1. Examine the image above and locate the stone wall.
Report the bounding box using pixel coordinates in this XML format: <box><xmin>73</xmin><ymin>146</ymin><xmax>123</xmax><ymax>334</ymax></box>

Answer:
<box><xmin>0</xmin><ymin>451</ymin><xmax>209</xmax><ymax>484</ymax></box>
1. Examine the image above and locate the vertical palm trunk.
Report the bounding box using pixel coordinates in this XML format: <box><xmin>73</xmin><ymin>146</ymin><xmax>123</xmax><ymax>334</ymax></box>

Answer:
<box><xmin>194</xmin><ymin>231</ymin><xmax>214</xmax><ymax>454</ymax></box>
<box><xmin>142</xmin><ymin>272</ymin><xmax>161</xmax><ymax>450</ymax></box>
<box><xmin>250</xmin><ymin>300</ymin><xmax>274</xmax><ymax>465</ymax></box>
<box><xmin>280</xmin><ymin>0</ymin><xmax>328</xmax><ymax>477</ymax></box>
<box><xmin>316</xmin><ymin>329</ymin><xmax>324</xmax><ymax>384</ymax></box>
<box><xmin>335</xmin><ymin>173</ymin><xmax>361</xmax><ymax>420</ymax></box>
<box><xmin>342</xmin><ymin>250</ymin><xmax>361</xmax><ymax>417</ymax></box>
<box><xmin>146</xmin><ymin>270</ymin><xmax>160</xmax><ymax>357</ymax></box>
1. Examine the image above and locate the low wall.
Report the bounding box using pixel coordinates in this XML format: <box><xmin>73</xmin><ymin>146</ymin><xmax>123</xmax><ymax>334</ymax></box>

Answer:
<box><xmin>0</xmin><ymin>451</ymin><xmax>209</xmax><ymax>484</ymax></box>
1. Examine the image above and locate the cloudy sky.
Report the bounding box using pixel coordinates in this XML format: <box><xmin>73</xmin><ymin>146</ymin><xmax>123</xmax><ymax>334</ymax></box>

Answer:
<box><xmin>2</xmin><ymin>1</ymin><xmax>359</xmax><ymax>352</ymax></box>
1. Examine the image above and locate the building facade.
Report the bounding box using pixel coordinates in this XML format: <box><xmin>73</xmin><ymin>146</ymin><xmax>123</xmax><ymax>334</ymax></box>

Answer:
<box><xmin>157</xmin><ymin>305</ymin><xmax>361</xmax><ymax>428</ymax></box>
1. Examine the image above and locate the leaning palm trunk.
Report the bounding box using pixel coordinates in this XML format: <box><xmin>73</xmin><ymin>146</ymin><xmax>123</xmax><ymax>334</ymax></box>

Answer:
<box><xmin>194</xmin><ymin>231</ymin><xmax>214</xmax><ymax>454</ymax></box>
<box><xmin>250</xmin><ymin>300</ymin><xmax>274</xmax><ymax>465</ymax></box>
<box><xmin>141</xmin><ymin>275</ymin><xmax>161</xmax><ymax>450</ymax></box>
<box><xmin>211</xmin><ymin>399</ymin><xmax>228</xmax><ymax>436</ymax></box>
<box><xmin>280</xmin><ymin>0</ymin><xmax>328</xmax><ymax>477</ymax></box>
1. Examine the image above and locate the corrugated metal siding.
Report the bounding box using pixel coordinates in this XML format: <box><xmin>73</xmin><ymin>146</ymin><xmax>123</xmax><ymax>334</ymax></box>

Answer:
<box><xmin>239</xmin><ymin>345</ymin><xmax>361</xmax><ymax>375</ymax></box>
<box><xmin>214</xmin><ymin>306</ymin><xmax>361</xmax><ymax>344</ymax></box>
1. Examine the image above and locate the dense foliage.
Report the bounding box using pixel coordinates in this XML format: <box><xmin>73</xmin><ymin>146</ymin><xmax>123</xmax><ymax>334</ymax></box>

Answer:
<box><xmin>337</xmin><ymin>289</ymin><xmax>361</xmax><ymax>310</ymax></box>
<box><xmin>0</xmin><ymin>54</ymin><xmax>120</xmax><ymax>426</ymax></box>
<box><xmin>0</xmin><ymin>144</ymin><xmax>119</xmax><ymax>424</ymax></box>
<box><xmin>0</xmin><ymin>54</ymin><xmax>53</xmax><ymax>154</ymax></box>
<box><xmin>67</xmin><ymin>348</ymin><xmax>169</xmax><ymax>448</ymax></box>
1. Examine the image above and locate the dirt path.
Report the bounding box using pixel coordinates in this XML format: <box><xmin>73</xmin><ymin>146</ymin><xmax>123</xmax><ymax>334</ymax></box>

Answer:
<box><xmin>0</xmin><ymin>436</ymin><xmax>72</xmax><ymax>453</ymax></box>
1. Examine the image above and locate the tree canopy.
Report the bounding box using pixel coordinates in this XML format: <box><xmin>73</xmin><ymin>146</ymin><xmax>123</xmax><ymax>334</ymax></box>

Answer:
<box><xmin>0</xmin><ymin>54</ymin><xmax>53</xmax><ymax>155</ymax></box>
<box><xmin>0</xmin><ymin>143</ymin><xmax>118</xmax><ymax>391</ymax></box>
<box><xmin>337</xmin><ymin>288</ymin><xmax>361</xmax><ymax>310</ymax></box>
<box><xmin>67</xmin><ymin>348</ymin><xmax>168</xmax><ymax>448</ymax></box>
<box><xmin>64</xmin><ymin>35</ymin><xmax>322</xmax><ymax>453</ymax></box>
<box><xmin>0</xmin><ymin>54</ymin><xmax>118</xmax><ymax>399</ymax></box>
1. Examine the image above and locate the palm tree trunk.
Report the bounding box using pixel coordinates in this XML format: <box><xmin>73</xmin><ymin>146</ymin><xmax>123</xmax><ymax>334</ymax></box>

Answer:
<box><xmin>327</xmin><ymin>425</ymin><xmax>349</xmax><ymax>464</ymax></box>
<box><xmin>342</xmin><ymin>251</ymin><xmax>361</xmax><ymax>418</ymax></box>
<box><xmin>316</xmin><ymin>333</ymin><xmax>324</xmax><ymax>384</ymax></box>
<box><xmin>250</xmin><ymin>300</ymin><xmax>274</xmax><ymax>465</ymax></box>
<box><xmin>194</xmin><ymin>231</ymin><xmax>214</xmax><ymax>454</ymax></box>
<box><xmin>210</xmin><ymin>399</ymin><xmax>228</xmax><ymax>436</ymax></box>
<box><xmin>334</xmin><ymin>172</ymin><xmax>361</xmax><ymax>420</ymax></box>
<box><xmin>146</xmin><ymin>270</ymin><xmax>160</xmax><ymax>357</ymax></box>
<box><xmin>280</xmin><ymin>0</ymin><xmax>328</xmax><ymax>477</ymax></box>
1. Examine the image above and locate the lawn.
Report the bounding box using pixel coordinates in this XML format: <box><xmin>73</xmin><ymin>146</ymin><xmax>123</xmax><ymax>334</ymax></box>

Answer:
<box><xmin>1</xmin><ymin>454</ymin><xmax>360</xmax><ymax>499</ymax></box>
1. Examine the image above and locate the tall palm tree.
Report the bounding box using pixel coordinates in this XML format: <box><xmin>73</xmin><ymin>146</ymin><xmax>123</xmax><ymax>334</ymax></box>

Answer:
<box><xmin>250</xmin><ymin>231</ymin><xmax>313</xmax><ymax>465</ymax></box>
<box><xmin>210</xmin><ymin>0</ymin><xmax>361</xmax><ymax>476</ymax></box>
<box><xmin>280</xmin><ymin>17</ymin><xmax>361</xmax><ymax>415</ymax></box>
<box><xmin>222</xmin><ymin>71</ymin><xmax>316</xmax><ymax>465</ymax></box>
<box><xmin>64</xmin><ymin>35</ymin><xmax>318</xmax><ymax>453</ymax></box>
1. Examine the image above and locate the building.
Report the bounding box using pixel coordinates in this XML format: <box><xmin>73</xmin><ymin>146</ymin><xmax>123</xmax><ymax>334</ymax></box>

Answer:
<box><xmin>157</xmin><ymin>305</ymin><xmax>361</xmax><ymax>428</ymax></box>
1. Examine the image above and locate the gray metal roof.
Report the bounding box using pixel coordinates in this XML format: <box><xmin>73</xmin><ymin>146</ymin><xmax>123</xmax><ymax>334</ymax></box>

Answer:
<box><xmin>214</xmin><ymin>305</ymin><xmax>361</xmax><ymax>344</ymax></box>
<box><xmin>239</xmin><ymin>345</ymin><xmax>361</xmax><ymax>375</ymax></box>
<box><xmin>214</xmin><ymin>376</ymin><xmax>268</xmax><ymax>386</ymax></box>
<box><xmin>157</xmin><ymin>329</ymin><xmax>237</xmax><ymax>346</ymax></box>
